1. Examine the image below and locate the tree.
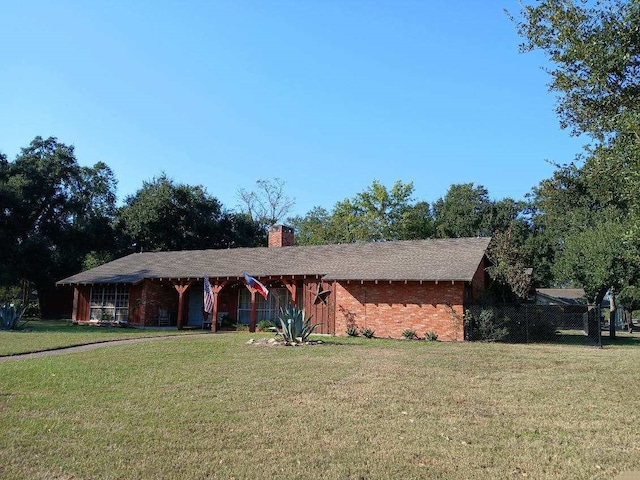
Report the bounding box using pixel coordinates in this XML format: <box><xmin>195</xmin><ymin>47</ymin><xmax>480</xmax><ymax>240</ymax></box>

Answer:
<box><xmin>526</xmin><ymin>163</ymin><xmax>597</xmax><ymax>287</ymax></box>
<box><xmin>396</xmin><ymin>201</ymin><xmax>433</xmax><ymax>240</ymax></box>
<box><xmin>618</xmin><ymin>285</ymin><xmax>640</xmax><ymax>331</ymax></box>
<box><xmin>486</xmin><ymin>228</ymin><xmax>533</xmax><ymax>302</ymax></box>
<box><xmin>288</xmin><ymin>207</ymin><xmax>332</xmax><ymax>245</ymax></box>
<box><xmin>515</xmin><ymin>0</ymin><xmax>640</xmax><ymax>141</ymax></box>
<box><xmin>237</xmin><ymin>178</ymin><xmax>295</xmax><ymax>228</ymax></box>
<box><xmin>352</xmin><ymin>180</ymin><xmax>430</xmax><ymax>241</ymax></box>
<box><xmin>515</xmin><ymin>0</ymin><xmax>640</xmax><ymax>305</ymax></box>
<box><xmin>432</xmin><ymin>183</ymin><xmax>493</xmax><ymax>238</ymax></box>
<box><xmin>118</xmin><ymin>174</ymin><xmax>263</xmax><ymax>251</ymax></box>
<box><xmin>0</xmin><ymin>136</ymin><xmax>118</xmax><ymax>312</ymax></box>
<box><xmin>553</xmin><ymin>221</ymin><xmax>634</xmax><ymax>304</ymax></box>
<box><xmin>290</xmin><ymin>180</ymin><xmax>432</xmax><ymax>245</ymax></box>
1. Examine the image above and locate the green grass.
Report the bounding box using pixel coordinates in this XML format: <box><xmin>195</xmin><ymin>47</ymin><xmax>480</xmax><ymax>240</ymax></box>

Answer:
<box><xmin>0</xmin><ymin>320</ymin><xmax>204</xmax><ymax>356</ymax></box>
<box><xmin>1</xmin><ymin>333</ymin><xmax>640</xmax><ymax>479</ymax></box>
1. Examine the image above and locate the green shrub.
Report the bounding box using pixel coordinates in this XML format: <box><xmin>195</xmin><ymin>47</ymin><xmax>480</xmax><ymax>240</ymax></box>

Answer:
<box><xmin>346</xmin><ymin>326</ymin><xmax>359</xmax><ymax>337</ymax></box>
<box><xmin>233</xmin><ymin>322</ymin><xmax>249</xmax><ymax>331</ymax></box>
<box><xmin>465</xmin><ymin>309</ymin><xmax>508</xmax><ymax>342</ymax></box>
<box><xmin>0</xmin><ymin>303</ymin><xmax>26</xmax><ymax>330</ymax></box>
<box><xmin>22</xmin><ymin>301</ymin><xmax>40</xmax><ymax>319</ymax></box>
<box><xmin>424</xmin><ymin>330</ymin><xmax>438</xmax><ymax>341</ymax></box>
<box><xmin>402</xmin><ymin>329</ymin><xmax>417</xmax><ymax>340</ymax></box>
<box><xmin>276</xmin><ymin>305</ymin><xmax>319</xmax><ymax>343</ymax></box>
<box><xmin>219</xmin><ymin>314</ymin><xmax>234</xmax><ymax>329</ymax></box>
<box><xmin>360</xmin><ymin>327</ymin><xmax>375</xmax><ymax>338</ymax></box>
<box><xmin>257</xmin><ymin>319</ymin><xmax>275</xmax><ymax>332</ymax></box>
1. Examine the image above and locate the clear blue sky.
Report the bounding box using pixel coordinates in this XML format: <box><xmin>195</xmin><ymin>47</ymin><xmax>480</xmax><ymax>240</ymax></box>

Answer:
<box><xmin>0</xmin><ymin>0</ymin><xmax>586</xmax><ymax>218</ymax></box>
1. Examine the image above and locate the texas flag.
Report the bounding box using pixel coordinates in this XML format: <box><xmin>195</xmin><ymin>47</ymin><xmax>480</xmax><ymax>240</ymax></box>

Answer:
<box><xmin>243</xmin><ymin>273</ymin><xmax>269</xmax><ymax>300</ymax></box>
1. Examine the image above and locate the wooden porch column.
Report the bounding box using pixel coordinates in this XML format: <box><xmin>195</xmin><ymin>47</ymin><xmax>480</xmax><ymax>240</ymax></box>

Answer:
<box><xmin>243</xmin><ymin>280</ymin><xmax>265</xmax><ymax>333</ymax></box>
<box><xmin>173</xmin><ymin>282</ymin><xmax>193</xmax><ymax>330</ymax></box>
<box><xmin>210</xmin><ymin>281</ymin><xmax>227</xmax><ymax>332</ymax></box>
<box><xmin>283</xmin><ymin>280</ymin><xmax>297</xmax><ymax>306</ymax></box>
<box><xmin>249</xmin><ymin>291</ymin><xmax>257</xmax><ymax>332</ymax></box>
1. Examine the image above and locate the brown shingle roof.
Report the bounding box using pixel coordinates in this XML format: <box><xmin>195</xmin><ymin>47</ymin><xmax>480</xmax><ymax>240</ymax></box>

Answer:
<box><xmin>535</xmin><ymin>288</ymin><xmax>586</xmax><ymax>305</ymax></box>
<box><xmin>56</xmin><ymin>237</ymin><xmax>491</xmax><ymax>285</ymax></box>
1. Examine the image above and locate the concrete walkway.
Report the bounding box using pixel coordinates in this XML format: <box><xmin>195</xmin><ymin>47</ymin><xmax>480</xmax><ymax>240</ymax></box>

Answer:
<box><xmin>0</xmin><ymin>333</ymin><xmax>212</xmax><ymax>362</ymax></box>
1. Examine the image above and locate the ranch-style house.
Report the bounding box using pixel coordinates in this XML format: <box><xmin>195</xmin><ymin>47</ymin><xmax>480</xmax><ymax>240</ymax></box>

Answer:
<box><xmin>57</xmin><ymin>226</ymin><xmax>492</xmax><ymax>341</ymax></box>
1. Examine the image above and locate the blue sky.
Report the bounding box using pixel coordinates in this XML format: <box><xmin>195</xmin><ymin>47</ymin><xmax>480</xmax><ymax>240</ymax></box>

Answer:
<box><xmin>0</xmin><ymin>0</ymin><xmax>586</xmax><ymax>218</ymax></box>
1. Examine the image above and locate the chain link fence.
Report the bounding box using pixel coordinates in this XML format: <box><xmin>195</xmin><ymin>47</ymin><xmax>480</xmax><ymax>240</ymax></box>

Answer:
<box><xmin>464</xmin><ymin>304</ymin><xmax>602</xmax><ymax>347</ymax></box>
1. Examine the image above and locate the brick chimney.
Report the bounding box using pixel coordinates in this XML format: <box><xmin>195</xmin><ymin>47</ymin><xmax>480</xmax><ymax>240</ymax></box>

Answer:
<box><xmin>268</xmin><ymin>225</ymin><xmax>295</xmax><ymax>247</ymax></box>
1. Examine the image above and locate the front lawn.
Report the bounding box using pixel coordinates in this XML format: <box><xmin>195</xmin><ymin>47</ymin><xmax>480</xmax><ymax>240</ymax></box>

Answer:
<box><xmin>1</xmin><ymin>333</ymin><xmax>639</xmax><ymax>479</ymax></box>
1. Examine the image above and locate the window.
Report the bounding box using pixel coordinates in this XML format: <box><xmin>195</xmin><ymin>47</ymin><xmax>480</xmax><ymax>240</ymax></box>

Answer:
<box><xmin>90</xmin><ymin>285</ymin><xmax>129</xmax><ymax>322</ymax></box>
<box><xmin>237</xmin><ymin>287</ymin><xmax>298</xmax><ymax>325</ymax></box>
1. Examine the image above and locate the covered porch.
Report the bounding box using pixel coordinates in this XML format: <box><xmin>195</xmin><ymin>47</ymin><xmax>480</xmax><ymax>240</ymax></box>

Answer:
<box><xmin>70</xmin><ymin>275</ymin><xmax>335</xmax><ymax>334</ymax></box>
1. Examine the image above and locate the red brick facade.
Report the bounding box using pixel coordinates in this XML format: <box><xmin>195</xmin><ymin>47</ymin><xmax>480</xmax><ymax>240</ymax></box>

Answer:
<box><xmin>133</xmin><ymin>281</ymin><xmax>179</xmax><ymax>326</ymax></box>
<box><xmin>72</xmin><ymin>280</ymin><xmax>180</xmax><ymax>326</ymax></box>
<box><xmin>71</xmin><ymin>273</ymin><xmax>483</xmax><ymax>341</ymax></box>
<box><xmin>72</xmin><ymin>277</ymin><xmax>475</xmax><ymax>340</ymax></box>
<box><xmin>268</xmin><ymin>225</ymin><xmax>295</xmax><ymax>248</ymax></box>
<box><xmin>333</xmin><ymin>281</ymin><xmax>466</xmax><ymax>341</ymax></box>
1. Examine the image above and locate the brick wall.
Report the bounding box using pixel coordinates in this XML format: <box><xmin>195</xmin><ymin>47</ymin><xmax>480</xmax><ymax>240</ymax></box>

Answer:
<box><xmin>135</xmin><ymin>281</ymin><xmax>180</xmax><ymax>326</ymax></box>
<box><xmin>334</xmin><ymin>281</ymin><xmax>465</xmax><ymax>341</ymax></box>
<box><xmin>470</xmin><ymin>257</ymin><xmax>488</xmax><ymax>301</ymax></box>
<box><xmin>268</xmin><ymin>225</ymin><xmax>295</xmax><ymax>247</ymax></box>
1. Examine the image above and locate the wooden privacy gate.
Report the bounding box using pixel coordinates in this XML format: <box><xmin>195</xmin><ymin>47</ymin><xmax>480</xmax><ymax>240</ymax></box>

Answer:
<box><xmin>302</xmin><ymin>280</ymin><xmax>335</xmax><ymax>335</ymax></box>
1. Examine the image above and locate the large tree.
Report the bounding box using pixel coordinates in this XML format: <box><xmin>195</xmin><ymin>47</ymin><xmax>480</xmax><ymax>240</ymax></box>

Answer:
<box><xmin>118</xmin><ymin>174</ymin><xmax>263</xmax><ymax>251</ymax></box>
<box><xmin>432</xmin><ymin>183</ymin><xmax>494</xmax><ymax>238</ymax></box>
<box><xmin>516</xmin><ymin>0</ymin><xmax>640</xmax><ymax>305</ymax></box>
<box><xmin>290</xmin><ymin>180</ymin><xmax>432</xmax><ymax>245</ymax></box>
<box><xmin>0</xmin><ymin>137</ymin><xmax>118</xmax><ymax>310</ymax></box>
<box><xmin>516</xmin><ymin>0</ymin><xmax>640</xmax><ymax>141</ymax></box>
<box><xmin>288</xmin><ymin>206</ymin><xmax>332</xmax><ymax>246</ymax></box>
<box><xmin>237</xmin><ymin>178</ymin><xmax>295</xmax><ymax>229</ymax></box>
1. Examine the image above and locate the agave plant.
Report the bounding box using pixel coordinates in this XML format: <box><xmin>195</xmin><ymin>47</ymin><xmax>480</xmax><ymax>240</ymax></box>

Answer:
<box><xmin>276</xmin><ymin>305</ymin><xmax>319</xmax><ymax>344</ymax></box>
<box><xmin>0</xmin><ymin>302</ymin><xmax>26</xmax><ymax>330</ymax></box>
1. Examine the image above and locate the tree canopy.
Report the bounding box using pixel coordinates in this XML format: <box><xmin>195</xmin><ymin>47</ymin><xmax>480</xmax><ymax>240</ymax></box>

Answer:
<box><xmin>290</xmin><ymin>180</ymin><xmax>433</xmax><ymax>245</ymax></box>
<box><xmin>0</xmin><ymin>137</ymin><xmax>118</xmax><ymax>305</ymax></box>
<box><xmin>117</xmin><ymin>173</ymin><xmax>264</xmax><ymax>252</ymax></box>
<box><xmin>237</xmin><ymin>178</ymin><xmax>295</xmax><ymax>229</ymax></box>
<box><xmin>515</xmin><ymin>0</ymin><xmax>640</xmax><ymax>305</ymax></box>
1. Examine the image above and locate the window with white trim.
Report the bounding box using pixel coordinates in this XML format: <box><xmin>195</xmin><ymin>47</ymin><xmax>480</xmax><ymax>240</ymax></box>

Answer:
<box><xmin>90</xmin><ymin>285</ymin><xmax>129</xmax><ymax>322</ymax></box>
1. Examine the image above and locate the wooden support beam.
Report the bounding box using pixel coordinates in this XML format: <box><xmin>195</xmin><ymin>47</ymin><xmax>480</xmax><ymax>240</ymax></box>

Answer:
<box><xmin>173</xmin><ymin>282</ymin><xmax>192</xmax><ymax>330</ymax></box>
<box><xmin>242</xmin><ymin>281</ymin><xmax>262</xmax><ymax>332</ymax></box>
<box><xmin>209</xmin><ymin>281</ymin><xmax>228</xmax><ymax>332</ymax></box>
<box><xmin>283</xmin><ymin>280</ymin><xmax>297</xmax><ymax>306</ymax></box>
<box><xmin>250</xmin><ymin>290</ymin><xmax>257</xmax><ymax>332</ymax></box>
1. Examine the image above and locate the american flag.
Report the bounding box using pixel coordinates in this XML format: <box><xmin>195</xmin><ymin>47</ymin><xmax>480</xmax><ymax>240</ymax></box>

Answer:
<box><xmin>203</xmin><ymin>276</ymin><xmax>213</xmax><ymax>314</ymax></box>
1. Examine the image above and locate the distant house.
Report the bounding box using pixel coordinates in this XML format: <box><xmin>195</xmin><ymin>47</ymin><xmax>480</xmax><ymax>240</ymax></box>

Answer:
<box><xmin>56</xmin><ymin>226</ymin><xmax>491</xmax><ymax>341</ymax></box>
<box><xmin>535</xmin><ymin>288</ymin><xmax>587</xmax><ymax>306</ymax></box>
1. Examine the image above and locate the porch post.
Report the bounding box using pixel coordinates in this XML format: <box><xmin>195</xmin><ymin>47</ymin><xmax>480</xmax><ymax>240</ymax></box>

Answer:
<box><xmin>250</xmin><ymin>290</ymin><xmax>257</xmax><ymax>332</ymax></box>
<box><xmin>72</xmin><ymin>287</ymin><xmax>80</xmax><ymax>322</ymax></box>
<box><xmin>173</xmin><ymin>282</ymin><xmax>192</xmax><ymax>330</ymax></box>
<box><xmin>283</xmin><ymin>280</ymin><xmax>297</xmax><ymax>306</ymax></box>
<box><xmin>210</xmin><ymin>282</ymin><xmax>227</xmax><ymax>332</ymax></box>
